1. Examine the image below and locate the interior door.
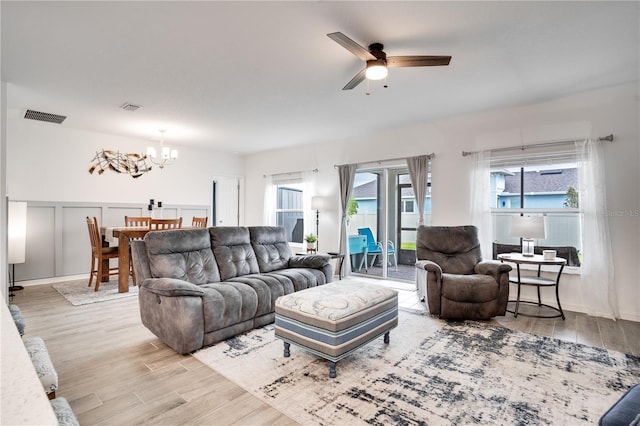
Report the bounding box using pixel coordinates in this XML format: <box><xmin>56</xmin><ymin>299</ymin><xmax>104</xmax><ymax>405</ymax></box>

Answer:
<box><xmin>212</xmin><ymin>176</ymin><xmax>242</xmax><ymax>226</ymax></box>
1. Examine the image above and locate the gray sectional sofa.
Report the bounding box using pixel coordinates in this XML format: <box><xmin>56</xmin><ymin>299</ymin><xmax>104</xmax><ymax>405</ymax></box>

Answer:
<box><xmin>131</xmin><ymin>226</ymin><xmax>332</xmax><ymax>354</ymax></box>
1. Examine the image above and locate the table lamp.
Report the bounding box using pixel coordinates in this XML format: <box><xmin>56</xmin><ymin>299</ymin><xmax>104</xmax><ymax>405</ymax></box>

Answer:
<box><xmin>510</xmin><ymin>215</ymin><xmax>545</xmax><ymax>257</ymax></box>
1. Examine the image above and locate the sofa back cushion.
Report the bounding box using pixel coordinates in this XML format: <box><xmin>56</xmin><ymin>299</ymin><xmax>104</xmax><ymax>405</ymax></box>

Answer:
<box><xmin>145</xmin><ymin>228</ymin><xmax>221</xmax><ymax>284</ymax></box>
<box><xmin>416</xmin><ymin>225</ymin><xmax>482</xmax><ymax>275</ymax></box>
<box><xmin>209</xmin><ymin>227</ymin><xmax>260</xmax><ymax>280</ymax></box>
<box><xmin>249</xmin><ymin>226</ymin><xmax>292</xmax><ymax>273</ymax></box>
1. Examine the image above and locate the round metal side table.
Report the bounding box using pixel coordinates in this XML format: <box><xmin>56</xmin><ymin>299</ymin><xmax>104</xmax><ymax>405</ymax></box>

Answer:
<box><xmin>497</xmin><ymin>253</ymin><xmax>567</xmax><ymax>320</ymax></box>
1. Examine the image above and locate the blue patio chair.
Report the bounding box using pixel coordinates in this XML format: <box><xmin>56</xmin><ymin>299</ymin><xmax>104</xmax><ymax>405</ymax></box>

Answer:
<box><xmin>357</xmin><ymin>227</ymin><xmax>397</xmax><ymax>271</ymax></box>
<box><xmin>348</xmin><ymin>235</ymin><xmax>368</xmax><ymax>273</ymax></box>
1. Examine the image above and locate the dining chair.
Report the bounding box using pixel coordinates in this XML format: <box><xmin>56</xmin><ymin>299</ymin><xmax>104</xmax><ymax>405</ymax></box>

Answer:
<box><xmin>149</xmin><ymin>217</ymin><xmax>183</xmax><ymax>230</ymax></box>
<box><xmin>191</xmin><ymin>216</ymin><xmax>208</xmax><ymax>228</ymax></box>
<box><xmin>86</xmin><ymin>216</ymin><xmax>132</xmax><ymax>291</ymax></box>
<box><xmin>357</xmin><ymin>227</ymin><xmax>397</xmax><ymax>271</ymax></box>
<box><xmin>124</xmin><ymin>216</ymin><xmax>151</xmax><ymax>227</ymax></box>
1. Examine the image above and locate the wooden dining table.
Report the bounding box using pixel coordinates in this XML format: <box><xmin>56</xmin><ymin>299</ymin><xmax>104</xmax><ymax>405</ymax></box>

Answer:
<box><xmin>102</xmin><ymin>226</ymin><xmax>150</xmax><ymax>292</ymax></box>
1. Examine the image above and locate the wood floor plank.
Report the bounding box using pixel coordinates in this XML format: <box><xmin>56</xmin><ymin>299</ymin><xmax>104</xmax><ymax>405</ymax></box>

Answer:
<box><xmin>552</xmin><ymin>311</ymin><xmax>578</xmax><ymax>343</ymax></box>
<box><xmin>576</xmin><ymin>315</ymin><xmax>604</xmax><ymax>348</ymax></box>
<box><xmin>598</xmin><ymin>317</ymin><xmax>631</xmax><ymax>353</ymax></box>
<box><xmin>619</xmin><ymin>319</ymin><xmax>640</xmax><ymax>356</ymax></box>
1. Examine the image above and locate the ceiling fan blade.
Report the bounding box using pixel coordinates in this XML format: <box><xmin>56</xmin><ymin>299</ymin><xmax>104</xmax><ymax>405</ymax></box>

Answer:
<box><xmin>387</xmin><ymin>55</ymin><xmax>452</xmax><ymax>68</ymax></box>
<box><xmin>328</xmin><ymin>32</ymin><xmax>376</xmax><ymax>62</ymax></box>
<box><xmin>342</xmin><ymin>68</ymin><xmax>367</xmax><ymax>90</ymax></box>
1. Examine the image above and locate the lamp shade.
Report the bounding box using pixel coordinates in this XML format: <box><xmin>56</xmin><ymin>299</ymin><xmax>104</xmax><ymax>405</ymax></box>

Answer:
<box><xmin>509</xmin><ymin>215</ymin><xmax>546</xmax><ymax>239</ymax></box>
<box><xmin>8</xmin><ymin>201</ymin><xmax>27</xmax><ymax>264</ymax></box>
<box><xmin>311</xmin><ymin>196</ymin><xmax>325</xmax><ymax>211</ymax></box>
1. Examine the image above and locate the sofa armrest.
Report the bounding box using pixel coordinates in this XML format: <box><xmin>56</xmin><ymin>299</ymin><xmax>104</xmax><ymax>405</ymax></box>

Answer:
<box><xmin>474</xmin><ymin>260</ymin><xmax>512</xmax><ymax>276</ymax></box>
<box><xmin>141</xmin><ymin>278</ymin><xmax>205</xmax><ymax>297</ymax></box>
<box><xmin>288</xmin><ymin>254</ymin><xmax>330</xmax><ymax>269</ymax></box>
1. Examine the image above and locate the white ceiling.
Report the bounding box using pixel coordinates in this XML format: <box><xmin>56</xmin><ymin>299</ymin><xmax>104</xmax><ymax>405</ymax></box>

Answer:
<box><xmin>2</xmin><ymin>1</ymin><xmax>638</xmax><ymax>155</ymax></box>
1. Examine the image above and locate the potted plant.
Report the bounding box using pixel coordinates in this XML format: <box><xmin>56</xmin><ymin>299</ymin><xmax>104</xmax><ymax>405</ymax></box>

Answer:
<box><xmin>304</xmin><ymin>233</ymin><xmax>318</xmax><ymax>251</ymax></box>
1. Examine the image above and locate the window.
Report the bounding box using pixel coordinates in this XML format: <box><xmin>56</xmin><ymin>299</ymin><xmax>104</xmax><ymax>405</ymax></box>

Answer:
<box><xmin>401</xmin><ymin>199</ymin><xmax>415</xmax><ymax>213</ymax></box>
<box><xmin>275</xmin><ymin>183</ymin><xmax>304</xmax><ymax>243</ymax></box>
<box><xmin>491</xmin><ymin>162</ymin><xmax>581</xmax><ymax>265</ymax></box>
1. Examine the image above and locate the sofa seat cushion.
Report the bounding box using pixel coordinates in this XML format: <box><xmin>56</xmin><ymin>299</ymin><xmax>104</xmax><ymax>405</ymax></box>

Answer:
<box><xmin>200</xmin><ymin>282</ymin><xmax>258</xmax><ymax>334</ymax></box>
<box><xmin>210</xmin><ymin>227</ymin><xmax>260</xmax><ymax>280</ymax></box>
<box><xmin>441</xmin><ymin>273</ymin><xmax>499</xmax><ymax>303</ymax></box>
<box><xmin>145</xmin><ymin>229</ymin><xmax>220</xmax><ymax>284</ymax></box>
<box><xmin>227</xmin><ymin>274</ymin><xmax>294</xmax><ymax>318</ymax></box>
<box><xmin>268</xmin><ymin>268</ymin><xmax>328</xmax><ymax>292</ymax></box>
<box><xmin>249</xmin><ymin>226</ymin><xmax>292</xmax><ymax>272</ymax></box>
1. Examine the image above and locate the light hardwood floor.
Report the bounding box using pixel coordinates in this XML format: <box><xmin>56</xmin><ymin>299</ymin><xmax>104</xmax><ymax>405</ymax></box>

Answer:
<box><xmin>10</xmin><ymin>281</ymin><xmax>640</xmax><ymax>425</ymax></box>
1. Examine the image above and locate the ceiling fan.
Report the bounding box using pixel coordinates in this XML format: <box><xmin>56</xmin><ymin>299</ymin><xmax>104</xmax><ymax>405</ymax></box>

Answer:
<box><xmin>327</xmin><ymin>32</ymin><xmax>451</xmax><ymax>90</ymax></box>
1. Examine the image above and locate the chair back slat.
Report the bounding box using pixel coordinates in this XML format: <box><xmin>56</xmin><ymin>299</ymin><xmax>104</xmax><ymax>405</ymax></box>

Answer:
<box><xmin>192</xmin><ymin>217</ymin><xmax>208</xmax><ymax>228</ymax></box>
<box><xmin>149</xmin><ymin>218</ymin><xmax>183</xmax><ymax>230</ymax></box>
<box><xmin>125</xmin><ymin>216</ymin><xmax>151</xmax><ymax>227</ymax></box>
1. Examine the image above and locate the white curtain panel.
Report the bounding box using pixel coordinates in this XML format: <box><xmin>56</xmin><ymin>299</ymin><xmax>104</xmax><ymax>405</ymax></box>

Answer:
<box><xmin>576</xmin><ymin>139</ymin><xmax>619</xmax><ymax>319</ymax></box>
<box><xmin>406</xmin><ymin>155</ymin><xmax>430</xmax><ymax>226</ymax></box>
<box><xmin>469</xmin><ymin>150</ymin><xmax>494</xmax><ymax>259</ymax></box>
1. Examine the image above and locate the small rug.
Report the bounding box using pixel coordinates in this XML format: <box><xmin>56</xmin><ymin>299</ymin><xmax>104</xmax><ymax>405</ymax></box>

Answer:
<box><xmin>193</xmin><ymin>310</ymin><xmax>640</xmax><ymax>425</ymax></box>
<box><xmin>52</xmin><ymin>277</ymin><xmax>138</xmax><ymax>306</ymax></box>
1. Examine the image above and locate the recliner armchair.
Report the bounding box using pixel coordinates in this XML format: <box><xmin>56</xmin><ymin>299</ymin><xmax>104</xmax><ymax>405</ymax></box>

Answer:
<box><xmin>415</xmin><ymin>225</ymin><xmax>512</xmax><ymax>320</ymax></box>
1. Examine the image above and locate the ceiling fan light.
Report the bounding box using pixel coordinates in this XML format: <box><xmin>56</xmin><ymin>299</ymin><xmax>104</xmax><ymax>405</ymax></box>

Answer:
<box><xmin>366</xmin><ymin>60</ymin><xmax>388</xmax><ymax>80</ymax></box>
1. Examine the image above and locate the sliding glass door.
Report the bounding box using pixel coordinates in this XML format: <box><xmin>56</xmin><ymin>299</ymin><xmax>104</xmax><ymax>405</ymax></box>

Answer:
<box><xmin>349</xmin><ymin>166</ymin><xmax>429</xmax><ymax>282</ymax></box>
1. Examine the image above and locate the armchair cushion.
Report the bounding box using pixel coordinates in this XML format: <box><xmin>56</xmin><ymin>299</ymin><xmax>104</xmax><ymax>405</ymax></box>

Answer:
<box><xmin>441</xmin><ymin>274</ymin><xmax>500</xmax><ymax>303</ymax></box>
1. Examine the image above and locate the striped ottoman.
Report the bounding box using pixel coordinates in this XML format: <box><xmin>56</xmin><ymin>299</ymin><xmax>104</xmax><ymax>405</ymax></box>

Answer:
<box><xmin>275</xmin><ymin>281</ymin><xmax>398</xmax><ymax>378</ymax></box>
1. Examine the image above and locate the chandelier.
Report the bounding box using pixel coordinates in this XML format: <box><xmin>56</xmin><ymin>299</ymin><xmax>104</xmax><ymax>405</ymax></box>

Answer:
<box><xmin>147</xmin><ymin>130</ymin><xmax>178</xmax><ymax>169</ymax></box>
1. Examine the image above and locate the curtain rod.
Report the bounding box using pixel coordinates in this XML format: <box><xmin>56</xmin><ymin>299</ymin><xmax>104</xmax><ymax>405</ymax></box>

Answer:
<box><xmin>263</xmin><ymin>168</ymin><xmax>318</xmax><ymax>178</ymax></box>
<box><xmin>461</xmin><ymin>134</ymin><xmax>614</xmax><ymax>157</ymax></box>
<box><xmin>333</xmin><ymin>153</ymin><xmax>435</xmax><ymax>169</ymax></box>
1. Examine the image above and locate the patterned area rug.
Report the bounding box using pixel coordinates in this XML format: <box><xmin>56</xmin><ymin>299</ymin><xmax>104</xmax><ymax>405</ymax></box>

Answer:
<box><xmin>52</xmin><ymin>277</ymin><xmax>137</xmax><ymax>306</ymax></box>
<box><xmin>193</xmin><ymin>310</ymin><xmax>640</xmax><ymax>425</ymax></box>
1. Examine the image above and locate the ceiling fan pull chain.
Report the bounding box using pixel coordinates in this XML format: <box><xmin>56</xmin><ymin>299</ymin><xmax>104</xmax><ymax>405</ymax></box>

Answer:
<box><xmin>384</xmin><ymin>75</ymin><xmax>388</xmax><ymax>89</ymax></box>
<box><xmin>366</xmin><ymin>78</ymin><xmax>371</xmax><ymax>96</ymax></box>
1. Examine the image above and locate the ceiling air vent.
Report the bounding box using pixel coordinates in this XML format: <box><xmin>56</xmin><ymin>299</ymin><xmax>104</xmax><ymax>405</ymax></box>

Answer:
<box><xmin>24</xmin><ymin>109</ymin><xmax>67</xmax><ymax>124</ymax></box>
<box><xmin>120</xmin><ymin>102</ymin><xmax>142</xmax><ymax>112</ymax></box>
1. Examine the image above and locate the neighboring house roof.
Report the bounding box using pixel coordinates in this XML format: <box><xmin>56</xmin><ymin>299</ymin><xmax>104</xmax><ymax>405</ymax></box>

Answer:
<box><xmin>352</xmin><ymin>180</ymin><xmax>377</xmax><ymax>199</ymax></box>
<box><xmin>502</xmin><ymin>168</ymin><xmax>577</xmax><ymax>194</ymax></box>
<box><xmin>352</xmin><ymin>180</ymin><xmax>422</xmax><ymax>199</ymax></box>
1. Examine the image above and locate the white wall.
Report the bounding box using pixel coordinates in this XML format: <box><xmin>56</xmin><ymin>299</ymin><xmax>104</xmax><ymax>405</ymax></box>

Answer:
<box><xmin>5</xmin><ymin>100</ymin><xmax>245</xmax><ymax>282</ymax></box>
<box><xmin>244</xmin><ymin>82</ymin><xmax>640</xmax><ymax>321</ymax></box>
<box><xmin>6</xmin><ymin>107</ymin><xmax>244</xmax><ymax>206</ymax></box>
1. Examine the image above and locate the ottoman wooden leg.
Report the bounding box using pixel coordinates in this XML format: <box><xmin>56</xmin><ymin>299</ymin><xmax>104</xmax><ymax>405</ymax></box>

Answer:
<box><xmin>283</xmin><ymin>342</ymin><xmax>290</xmax><ymax>357</ymax></box>
<box><xmin>328</xmin><ymin>361</ymin><xmax>337</xmax><ymax>378</ymax></box>
<box><xmin>384</xmin><ymin>331</ymin><xmax>390</xmax><ymax>344</ymax></box>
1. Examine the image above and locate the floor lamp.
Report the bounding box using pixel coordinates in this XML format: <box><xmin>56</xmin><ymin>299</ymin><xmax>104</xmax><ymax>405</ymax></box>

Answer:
<box><xmin>311</xmin><ymin>196</ymin><xmax>325</xmax><ymax>251</ymax></box>
<box><xmin>8</xmin><ymin>201</ymin><xmax>27</xmax><ymax>298</ymax></box>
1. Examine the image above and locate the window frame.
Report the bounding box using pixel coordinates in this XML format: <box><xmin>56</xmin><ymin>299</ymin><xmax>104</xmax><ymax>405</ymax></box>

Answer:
<box><xmin>489</xmin><ymin>163</ymin><xmax>582</xmax><ymax>273</ymax></box>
